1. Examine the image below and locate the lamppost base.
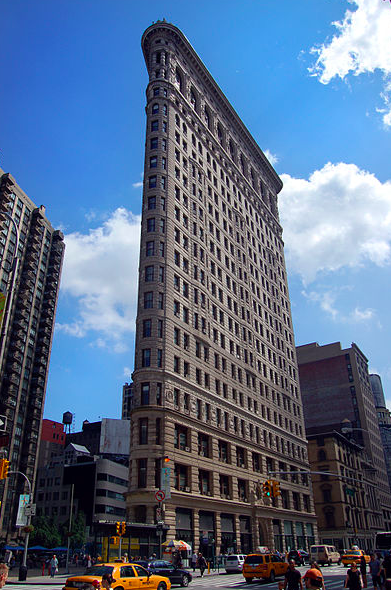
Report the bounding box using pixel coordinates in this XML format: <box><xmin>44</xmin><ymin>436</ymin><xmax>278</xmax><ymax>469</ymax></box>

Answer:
<box><xmin>18</xmin><ymin>565</ymin><xmax>28</xmax><ymax>581</ymax></box>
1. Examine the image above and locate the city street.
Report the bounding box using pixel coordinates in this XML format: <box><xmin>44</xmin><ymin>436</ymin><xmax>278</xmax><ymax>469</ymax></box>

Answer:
<box><xmin>6</xmin><ymin>565</ymin><xmax>372</xmax><ymax>590</ymax></box>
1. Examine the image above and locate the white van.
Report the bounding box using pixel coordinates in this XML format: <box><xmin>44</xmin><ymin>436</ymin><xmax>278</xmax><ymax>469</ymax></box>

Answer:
<box><xmin>225</xmin><ymin>554</ymin><xmax>247</xmax><ymax>573</ymax></box>
<box><xmin>310</xmin><ymin>545</ymin><xmax>341</xmax><ymax>566</ymax></box>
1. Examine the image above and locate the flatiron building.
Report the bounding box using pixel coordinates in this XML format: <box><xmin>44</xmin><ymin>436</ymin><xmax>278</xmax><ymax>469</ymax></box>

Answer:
<box><xmin>127</xmin><ymin>22</ymin><xmax>316</xmax><ymax>555</ymax></box>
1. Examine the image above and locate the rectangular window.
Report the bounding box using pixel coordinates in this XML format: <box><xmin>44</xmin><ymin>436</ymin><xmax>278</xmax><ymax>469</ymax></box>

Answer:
<box><xmin>148</xmin><ymin>195</ymin><xmax>156</xmax><ymax>210</ymax></box>
<box><xmin>149</xmin><ymin>176</ymin><xmax>157</xmax><ymax>188</ymax></box>
<box><xmin>150</xmin><ymin>137</ymin><xmax>158</xmax><ymax>149</ymax></box>
<box><xmin>144</xmin><ymin>292</ymin><xmax>153</xmax><ymax>309</ymax></box>
<box><xmin>147</xmin><ymin>218</ymin><xmax>156</xmax><ymax>232</ymax></box>
<box><xmin>146</xmin><ymin>241</ymin><xmax>154</xmax><ymax>256</ymax></box>
<box><xmin>158</xmin><ymin>266</ymin><xmax>164</xmax><ymax>282</ymax></box>
<box><xmin>157</xmin><ymin>349</ymin><xmax>163</xmax><ymax>367</ymax></box>
<box><xmin>142</xmin><ymin>349</ymin><xmax>151</xmax><ymax>367</ymax></box>
<box><xmin>138</xmin><ymin>458</ymin><xmax>147</xmax><ymax>488</ymax></box>
<box><xmin>150</xmin><ymin>156</ymin><xmax>157</xmax><ymax>168</ymax></box>
<box><xmin>151</xmin><ymin>120</ymin><xmax>159</xmax><ymax>131</ymax></box>
<box><xmin>143</xmin><ymin>319</ymin><xmax>152</xmax><ymax>337</ymax></box>
<box><xmin>141</xmin><ymin>383</ymin><xmax>150</xmax><ymax>405</ymax></box>
<box><xmin>139</xmin><ymin>418</ymin><xmax>148</xmax><ymax>445</ymax></box>
<box><xmin>157</xmin><ymin>319</ymin><xmax>163</xmax><ymax>338</ymax></box>
<box><xmin>145</xmin><ymin>265</ymin><xmax>154</xmax><ymax>282</ymax></box>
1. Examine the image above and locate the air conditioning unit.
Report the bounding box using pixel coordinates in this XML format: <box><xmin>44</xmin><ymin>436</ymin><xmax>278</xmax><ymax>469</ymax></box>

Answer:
<box><xmin>185</xmin><ymin>447</ymin><xmax>190</xmax><ymax>452</ymax></box>
<box><xmin>185</xmin><ymin>486</ymin><xmax>191</xmax><ymax>492</ymax></box>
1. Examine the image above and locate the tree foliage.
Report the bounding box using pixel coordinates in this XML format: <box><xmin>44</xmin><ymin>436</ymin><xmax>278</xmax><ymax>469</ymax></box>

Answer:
<box><xmin>30</xmin><ymin>516</ymin><xmax>61</xmax><ymax>548</ymax></box>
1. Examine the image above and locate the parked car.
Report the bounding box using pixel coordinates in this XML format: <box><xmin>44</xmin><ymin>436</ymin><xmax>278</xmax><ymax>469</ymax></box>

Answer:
<box><xmin>288</xmin><ymin>550</ymin><xmax>309</xmax><ymax>566</ymax></box>
<box><xmin>225</xmin><ymin>554</ymin><xmax>247</xmax><ymax>573</ymax></box>
<box><xmin>63</xmin><ymin>562</ymin><xmax>171</xmax><ymax>590</ymax></box>
<box><xmin>341</xmin><ymin>549</ymin><xmax>370</xmax><ymax>567</ymax></box>
<box><xmin>242</xmin><ymin>553</ymin><xmax>289</xmax><ymax>583</ymax></box>
<box><xmin>135</xmin><ymin>560</ymin><xmax>192</xmax><ymax>587</ymax></box>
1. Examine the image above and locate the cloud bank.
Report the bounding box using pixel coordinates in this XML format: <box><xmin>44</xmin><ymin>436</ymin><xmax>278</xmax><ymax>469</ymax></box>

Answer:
<box><xmin>309</xmin><ymin>0</ymin><xmax>391</xmax><ymax>126</ymax></box>
<box><xmin>279</xmin><ymin>162</ymin><xmax>391</xmax><ymax>284</ymax></box>
<box><xmin>57</xmin><ymin>208</ymin><xmax>141</xmax><ymax>351</ymax></box>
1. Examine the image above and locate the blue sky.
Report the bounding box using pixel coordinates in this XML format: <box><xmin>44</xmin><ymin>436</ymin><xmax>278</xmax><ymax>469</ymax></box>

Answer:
<box><xmin>1</xmin><ymin>0</ymin><xmax>391</xmax><ymax>428</ymax></box>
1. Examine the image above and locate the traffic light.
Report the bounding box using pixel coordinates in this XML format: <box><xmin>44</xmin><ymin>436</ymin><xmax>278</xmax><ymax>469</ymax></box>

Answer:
<box><xmin>272</xmin><ymin>480</ymin><xmax>281</xmax><ymax>498</ymax></box>
<box><xmin>0</xmin><ymin>459</ymin><xmax>10</xmax><ymax>479</ymax></box>
<box><xmin>263</xmin><ymin>480</ymin><xmax>272</xmax><ymax>497</ymax></box>
<box><xmin>121</xmin><ymin>521</ymin><xmax>126</xmax><ymax>536</ymax></box>
<box><xmin>116</xmin><ymin>521</ymin><xmax>121</xmax><ymax>535</ymax></box>
<box><xmin>163</xmin><ymin>456</ymin><xmax>170</xmax><ymax>464</ymax></box>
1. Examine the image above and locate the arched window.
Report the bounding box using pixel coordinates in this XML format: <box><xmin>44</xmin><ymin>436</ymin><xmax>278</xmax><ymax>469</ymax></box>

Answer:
<box><xmin>155</xmin><ymin>51</ymin><xmax>161</xmax><ymax>64</ymax></box>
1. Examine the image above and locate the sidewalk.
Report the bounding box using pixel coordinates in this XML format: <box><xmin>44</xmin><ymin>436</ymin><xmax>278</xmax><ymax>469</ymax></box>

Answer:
<box><xmin>8</xmin><ymin>568</ymin><xmax>85</xmax><ymax>585</ymax></box>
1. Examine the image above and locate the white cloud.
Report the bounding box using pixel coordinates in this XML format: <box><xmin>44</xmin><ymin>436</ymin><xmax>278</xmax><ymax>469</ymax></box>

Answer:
<box><xmin>302</xmin><ymin>289</ymin><xmax>377</xmax><ymax>324</ymax></box>
<box><xmin>263</xmin><ymin>149</ymin><xmax>279</xmax><ymax>167</ymax></box>
<box><xmin>280</xmin><ymin>162</ymin><xmax>391</xmax><ymax>283</ymax></box>
<box><xmin>308</xmin><ymin>0</ymin><xmax>391</xmax><ymax>125</ymax></box>
<box><xmin>132</xmin><ymin>181</ymin><xmax>143</xmax><ymax>189</ymax></box>
<box><xmin>58</xmin><ymin>208</ymin><xmax>141</xmax><ymax>351</ymax></box>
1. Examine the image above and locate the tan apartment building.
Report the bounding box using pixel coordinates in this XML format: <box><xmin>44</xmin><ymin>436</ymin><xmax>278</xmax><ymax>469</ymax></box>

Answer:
<box><xmin>308</xmin><ymin>430</ymin><xmax>379</xmax><ymax>552</ymax></box>
<box><xmin>297</xmin><ymin>342</ymin><xmax>391</xmax><ymax>536</ymax></box>
<box><xmin>126</xmin><ymin>21</ymin><xmax>317</xmax><ymax>557</ymax></box>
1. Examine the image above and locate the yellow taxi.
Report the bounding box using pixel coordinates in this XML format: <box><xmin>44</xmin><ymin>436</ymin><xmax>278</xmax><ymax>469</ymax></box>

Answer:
<box><xmin>242</xmin><ymin>553</ymin><xmax>289</xmax><ymax>583</ymax></box>
<box><xmin>341</xmin><ymin>549</ymin><xmax>370</xmax><ymax>567</ymax></box>
<box><xmin>63</xmin><ymin>562</ymin><xmax>172</xmax><ymax>590</ymax></box>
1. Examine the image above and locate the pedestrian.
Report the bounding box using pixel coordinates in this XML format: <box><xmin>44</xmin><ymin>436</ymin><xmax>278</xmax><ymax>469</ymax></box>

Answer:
<box><xmin>360</xmin><ymin>555</ymin><xmax>367</xmax><ymax>588</ymax></box>
<box><xmin>191</xmin><ymin>552</ymin><xmax>197</xmax><ymax>572</ymax></box>
<box><xmin>197</xmin><ymin>552</ymin><xmax>207</xmax><ymax>577</ymax></box>
<box><xmin>344</xmin><ymin>562</ymin><xmax>363</xmax><ymax>590</ymax></box>
<box><xmin>50</xmin><ymin>554</ymin><xmax>59</xmax><ymax>578</ymax></box>
<box><xmin>369</xmin><ymin>554</ymin><xmax>382</xmax><ymax>590</ymax></box>
<box><xmin>0</xmin><ymin>563</ymin><xmax>9</xmax><ymax>589</ymax></box>
<box><xmin>101</xmin><ymin>573</ymin><xmax>114</xmax><ymax>589</ymax></box>
<box><xmin>284</xmin><ymin>560</ymin><xmax>303</xmax><ymax>590</ymax></box>
<box><xmin>381</xmin><ymin>553</ymin><xmax>391</xmax><ymax>590</ymax></box>
<box><xmin>303</xmin><ymin>567</ymin><xmax>325</xmax><ymax>590</ymax></box>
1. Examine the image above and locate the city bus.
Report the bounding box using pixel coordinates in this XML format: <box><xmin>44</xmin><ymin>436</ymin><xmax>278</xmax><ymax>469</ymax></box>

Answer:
<box><xmin>375</xmin><ymin>532</ymin><xmax>391</xmax><ymax>554</ymax></box>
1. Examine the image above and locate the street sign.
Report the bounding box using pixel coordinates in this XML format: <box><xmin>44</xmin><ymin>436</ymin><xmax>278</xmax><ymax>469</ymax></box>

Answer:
<box><xmin>161</xmin><ymin>466</ymin><xmax>171</xmax><ymax>499</ymax></box>
<box><xmin>155</xmin><ymin>490</ymin><xmax>165</xmax><ymax>502</ymax></box>
<box><xmin>25</xmin><ymin>504</ymin><xmax>36</xmax><ymax>517</ymax></box>
<box><xmin>0</xmin><ymin>415</ymin><xmax>7</xmax><ymax>432</ymax></box>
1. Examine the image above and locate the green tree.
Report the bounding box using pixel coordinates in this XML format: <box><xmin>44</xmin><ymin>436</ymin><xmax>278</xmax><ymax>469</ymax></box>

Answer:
<box><xmin>30</xmin><ymin>516</ymin><xmax>61</xmax><ymax>548</ymax></box>
<box><xmin>61</xmin><ymin>511</ymin><xmax>86</xmax><ymax>549</ymax></box>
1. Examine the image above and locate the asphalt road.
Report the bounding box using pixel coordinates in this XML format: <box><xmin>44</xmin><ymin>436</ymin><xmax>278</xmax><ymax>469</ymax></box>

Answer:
<box><xmin>6</xmin><ymin>564</ymin><xmax>368</xmax><ymax>590</ymax></box>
